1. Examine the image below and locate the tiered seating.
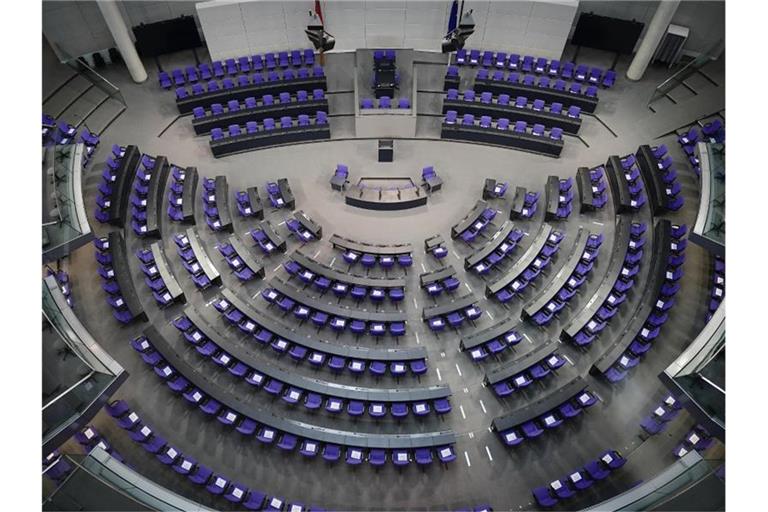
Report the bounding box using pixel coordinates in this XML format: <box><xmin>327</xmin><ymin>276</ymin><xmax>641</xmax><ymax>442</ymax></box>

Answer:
<box><xmin>262</xmin><ymin>278</ymin><xmax>407</xmax><ymax>337</ymax></box>
<box><xmin>451</xmin><ymin>200</ymin><xmax>497</xmax><ymax>243</ymax></box>
<box><xmin>286</xmin><ymin>210</ymin><xmax>322</xmax><ymax>243</ymax></box>
<box><xmin>592</xmin><ymin>221</ymin><xmax>685</xmax><ymax>382</ymax></box>
<box><xmin>459</xmin><ymin>317</ymin><xmax>523</xmax><ymax>361</ymax></box>
<box><xmin>249</xmin><ymin>220</ymin><xmax>286</xmax><ymax>255</ymax></box>
<box><xmin>635</xmin><ymin>144</ymin><xmax>684</xmax><ymax>212</ymax></box>
<box><xmin>330</xmin><ymin>235</ymin><xmax>413</xmax><ymax>271</ymax></box>
<box><xmin>640</xmin><ymin>395</ymin><xmax>683</xmax><ymax>435</ymax></box>
<box><xmin>442</xmin><ymin>110</ymin><xmax>564</xmax><ymax>157</ymax></box>
<box><xmin>424</xmin><ymin>234</ymin><xmax>449</xmax><ymax>259</ymax></box>
<box><xmin>136</xmin><ymin>242</ymin><xmax>185</xmax><ymax>307</ymax></box>
<box><xmin>485</xmin><ymin>340</ymin><xmax>568</xmax><ymax>397</ymax></box>
<box><xmin>464</xmin><ymin>221</ymin><xmax>525</xmax><ymax>275</ymax></box>
<box><xmin>486</xmin><ymin>224</ymin><xmax>564</xmax><ymax>304</ymax></box>
<box><xmin>423</xmin><ymin>294</ymin><xmax>482</xmax><ymax>332</ymax></box>
<box><xmin>523</xmin><ymin>229</ymin><xmax>601</xmax><ymax>326</ymax></box>
<box><xmin>106</xmin><ymin>399</ymin><xmax>316</xmax><ymax>510</ymax></box>
<box><xmin>235</xmin><ymin>187</ymin><xmax>264</xmax><ymax>218</ymax></box>
<box><xmin>576</xmin><ymin>165</ymin><xmax>608</xmax><ymax>211</ymax></box>
<box><xmin>45</xmin><ymin>267</ymin><xmax>73</xmax><ymax>308</ymax></box>
<box><xmin>492</xmin><ymin>375</ymin><xmax>598</xmax><ymax>445</ymax></box>
<box><xmin>360</xmin><ymin>96</ymin><xmax>410</xmax><ymax>109</ymax></box>
<box><xmin>707</xmin><ymin>255</ymin><xmax>725</xmax><ymax>320</ymax></box>
<box><xmin>673</xmin><ymin>425</ymin><xmax>715</xmax><ymax>458</ymax></box>
<box><xmin>129</xmin><ymin>328</ymin><xmax>458</xmax><ymax>467</ymax></box>
<box><xmin>74</xmin><ymin>425</ymin><xmax>125</xmax><ymax>462</ymax></box>
<box><xmin>94</xmin><ymin>234</ymin><xmax>147</xmax><ymax>323</ymax></box>
<box><xmin>454</xmin><ymin>49</ymin><xmax>616</xmax><ymax>88</ymax></box>
<box><xmin>214</xmin><ymin>288</ymin><xmax>426</xmax><ymax>377</ymax></box>
<box><xmin>562</xmin><ymin>220</ymin><xmax>646</xmax><ymax>347</ymax></box>
<box><xmin>210</xmin><ymin>111</ymin><xmax>330</xmax><ymax>157</ymax></box>
<box><xmin>131</xmin><ymin>154</ymin><xmax>169</xmax><ymax>237</ymax></box>
<box><xmin>160</xmin><ymin>48</ymin><xmax>316</xmax><ymax>89</ymax></box>
<box><xmin>420</xmin><ymin>265</ymin><xmax>461</xmax><ymax>297</ymax></box>
<box><xmin>95</xmin><ymin>144</ymin><xmax>140</xmax><ymax>225</ymax></box>
<box><xmin>174</xmin><ymin>229</ymin><xmax>221</xmax><ymax>289</ymax></box>
<box><xmin>201</xmin><ymin>176</ymin><xmax>233</xmax><ymax>232</ymax></box>
<box><xmin>443</xmin><ymin>88</ymin><xmax>582</xmax><ymax>134</ymax></box>
<box><xmin>284</xmin><ymin>250</ymin><xmax>405</xmax><ymax>304</ymax></box>
<box><xmin>192</xmin><ymin>89</ymin><xmax>327</xmax><ymax>135</ymax></box>
<box><xmin>43</xmin><ymin>115</ymin><xmax>100</xmax><ymax>158</ymax></box>
<box><xmin>532</xmin><ymin>449</ymin><xmax>626</xmax><ymax>508</ymax></box>
<box><xmin>167</xmin><ymin>164</ymin><xmax>196</xmax><ymax>222</ymax></box>
<box><xmin>474</xmin><ymin>69</ymin><xmax>599</xmax><ymax>114</ymax></box>
<box><xmin>169</xmin><ymin>308</ymin><xmax>447</xmax><ymax>419</ymax></box>
<box><xmin>216</xmin><ymin>235</ymin><xmax>265</xmax><ymax>282</ymax></box>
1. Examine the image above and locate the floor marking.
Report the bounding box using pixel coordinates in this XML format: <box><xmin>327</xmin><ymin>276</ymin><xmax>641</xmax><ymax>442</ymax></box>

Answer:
<box><xmin>523</xmin><ymin>333</ymin><xmax>533</xmax><ymax>344</ymax></box>
<box><xmin>277</xmin><ymin>221</ymin><xmax>286</xmax><ymax>226</ymax></box>
<box><xmin>485</xmin><ymin>446</ymin><xmax>493</xmax><ymax>462</ymax></box>
<box><xmin>413</xmin><ymin>297</ymin><xmax>419</xmax><ymax>309</ymax></box>
<box><xmin>436</xmin><ymin>367</ymin><xmax>442</xmax><ymax>381</ymax></box>
<box><xmin>563</xmin><ymin>354</ymin><xmax>574</xmax><ymax>366</ymax></box>
<box><xmin>440</xmin><ymin>351</ymin><xmax>446</xmax><ymax>358</ymax></box>
<box><xmin>273</xmin><ymin>264</ymin><xmax>282</xmax><ymax>272</ymax></box>
<box><xmin>313</xmin><ymin>249</ymin><xmax>321</xmax><ymax>258</ymax></box>
<box><xmin>421</xmin><ymin>263</ymin><xmax>427</xmax><ymax>272</ymax></box>
<box><xmin>465</xmin><ymin>283</ymin><xmax>472</xmax><ymax>292</ymax></box>
<box><xmin>487</xmin><ymin>311</ymin><xmax>494</xmax><ymax>320</ymax></box>
<box><xmin>452</xmin><ymin>250</ymin><xmax>461</xmax><ymax>259</ymax></box>
<box><xmin>455</xmin><ymin>364</ymin><xmax>462</xmax><ymax>377</ymax></box>
<box><xmin>594</xmin><ymin>391</ymin><xmax>604</xmax><ymax>403</ymax></box>
<box><xmin>523</xmin><ymin>231</ymin><xmax>530</xmax><ymax>236</ymax></box>
<box><xmin>459</xmin><ymin>404</ymin><xmax>466</xmax><ymax>419</ymax></box>
<box><xmin>463</xmin><ymin>387</ymin><xmax>469</xmax><ymax>393</ymax></box>
<box><xmin>464</xmin><ymin>451</ymin><xmax>472</xmax><ymax>467</ymax></box>
<box><xmin>479</xmin><ymin>400</ymin><xmax>487</xmax><ymax>414</ymax></box>
<box><xmin>468</xmin><ymin>432</ymin><xmax>475</xmax><ymax>439</ymax></box>
<box><xmin>593</xmin><ymin>221</ymin><xmax>605</xmax><ymax>226</ymax></box>
<box><xmin>415</xmin><ymin>332</ymin><xmax>421</xmax><ymax>345</ymax></box>
<box><xmin>330</xmin><ymin>257</ymin><xmax>336</xmax><ymax>266</ymax></box>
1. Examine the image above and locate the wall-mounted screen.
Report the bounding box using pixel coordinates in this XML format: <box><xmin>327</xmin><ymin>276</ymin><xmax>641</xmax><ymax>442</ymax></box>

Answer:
<box><xmin>132</xmin><ymin>15</ymin><xmax>202</xmax><ymax>57</ymax></box>
<box><xmin>571</xmin><ymin>13</ymin><xmax>645</xmax><ymax>54</ymax></box>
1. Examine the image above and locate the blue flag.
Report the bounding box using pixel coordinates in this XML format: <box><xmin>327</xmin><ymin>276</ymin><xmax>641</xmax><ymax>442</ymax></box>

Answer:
<box><xmin>447</xmin><ymin>0</ymin><xmax>458</xmax><ymax>34</ymax></box>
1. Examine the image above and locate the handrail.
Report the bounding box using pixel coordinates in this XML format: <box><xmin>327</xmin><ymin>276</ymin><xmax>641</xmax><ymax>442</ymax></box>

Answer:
<box><xmin>647</xmin><ymin>38</ymin><xmax>723</xmax><ymax>107</ymax></box>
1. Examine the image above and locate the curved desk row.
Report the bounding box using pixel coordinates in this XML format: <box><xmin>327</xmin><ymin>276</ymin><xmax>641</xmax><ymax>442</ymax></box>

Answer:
<box><xmin>441</xmin><ymin>121</ymin><xmax>564</xmax><ymax>158</ymax></box>
<box><xmin>345</xmin><ymin>183</ymin><xmax>427</xmax><ymax>211</ymax></box>
<box><xmin>459</xmin><ymin>316</ymin><xmax>521</xmax><ymax>352</ymax></box>
<box><xmin>289</xmin><ymin>251</ymin><xmax>406</xmax><ymax>290</ymax></box>
<box><xmin>591</xmin><ymin>220</ymin><xmax>672</xmax><ymax>375</ymax></box>
<box><xmin>179</xmin><ymin>227</ymin><xmax>221</xmax><ymax>285</ymax></box>
<box><xmin>144</xmin><ymin>156</ymin><xmax>169</xmax><ymax>237</ymax></box>
<box><xmin>179</xmin><ymin>166</ymin><xmax>198</xmax><ymax>223</ymax></box>
<box><xmin>176</xmin><ymin>75</ymin><xmax>327</xmax><ymax>114</ymax></box>
<box><xmin>422</xmin><ymin>293</ymin><xmax>478</xmax><ymax>321</ymax></box>
<box><xmin>561</xmin><ymin>217</ymin><xmax>632</xmax><ymax>341</ymax></box>
<box><xmin>329</xmin><ymin>234</ymin><xmax>413</xmax><ymax>257</ymax></box>
<box><xmin>143</xmin><ymin>325</ymin><xmax>457</xmax><ymax>450</ymax></box>
<box><xmin>293</xmin><ymin>210</ymin><xmax>322</xmax><ymax>239</ymax></box>
<box><xmin>544</xmin><ymin>175</ymin><xmax>561</xmax><ymax>221</ymax></box>
<box><xmin>464</xmin><ymin>220</ymin><xmax>521</xmax><ymax>269</ymax></box>
<box><xmin>250</xmin><ymin>220</ymin><xmax>287</xmax><ymax>255</ymax></box>
<box><xmin>605</xmin><ymin>156</ymin><xmax>634</xmax><ymax>214</ymax></box>
<box><xmin>107</xmin><ymin>145</ymin><xmax>141</xmax><ymax>227</ymax></box>
<box><xmin>192</xmin><ymin>99</ymin><xmax>329</xmax><ymax>134</ymax></box>
<box><xmin>443</xmin><ymin>98</ymin><xmax>582</xmax><ymax>134</ymax></box>
<box><xmin>484</xmin><ymin>339</ymin><xmax>559</xmax><ymax>386</ymax></box>
<box><xmin>419</xmin><ymin>266</ymin><xmax>456</xmax><ymax>288</ymax></box>
<box><xmin>635</xmin><ymin>145</ymin><xmax>669</xmax><ymax>216</ymax></box>
<box><xmin>180</xmin><ymin>306</ymin><xmax>447</xmax><ymax>404</ymax></box>
<box><xmin>486</xmin><ymin>223</ymin><xmax>554</xmax><ymax>297</ymax></box>
<box><xmin>108</xmin><ymin>232</ymin><xmax>147</xmax><ymax>322</ymax></box>
<box><xmin>451</xmin><ymin>200</ymin><xmax>489</xmax><ymax>239</ymax></box>
<box><xmin>475</xmin><ymin>77</ymin><xmax>598</xmax><ymax>114</ymax></box>
<box><xmin>150</xmin><ymin>242</ymin><xmax>185</xmax><ymax>304</ymax></box>
<box><xmin>218</xmin><ymin>288</ymin><xmax>425</xmax><ymax>363</ymax></box>
<box><xmin>210</xmin><ymin>122</ymin><xmax>330</xmax><ymax>158</ymax></box>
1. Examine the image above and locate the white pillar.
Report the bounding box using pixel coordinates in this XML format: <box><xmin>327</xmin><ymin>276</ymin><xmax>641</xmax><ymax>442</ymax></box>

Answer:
<box><xmin>97</xmin><ymin>0</ymin><xmax>147</xmax><ymax>83</ymax></box>
<box><xmin>626</xmin><ymin>0</ymin><xmax>680</xmax><ymax>81</ymax></box>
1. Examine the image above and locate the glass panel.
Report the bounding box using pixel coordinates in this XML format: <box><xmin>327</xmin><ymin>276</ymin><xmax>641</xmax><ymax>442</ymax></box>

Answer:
<box><xmin>702</xmin><ymin>143</ymin><xmax>725</xmax><ymax>244</ymax></box>
<box><xmin>43</xmin><ymin>143</ymin><xmax>92</xmax><ymax>253</ymax></box>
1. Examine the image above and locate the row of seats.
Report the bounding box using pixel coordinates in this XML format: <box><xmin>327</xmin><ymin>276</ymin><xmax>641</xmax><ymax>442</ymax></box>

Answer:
<box><xmin>530</xmin><ymin>233</ymin><xmax>602</xmax><ymax>326</ymax></box>
<box><xmin>250</xmin><ymin>225</ymin><xmax>281</xmax><ymax>256</ymax></box>
<box><xmin>640</xmin><ymin>395</ymin><xmax>683</xmax><ymax>435</ymax></box>
<box><xmin>360</xmin><ymin>96</ymin><xmax>410</xmax><ymax>109</ymax></box>
<box><xmin>569</xmin><ymin>222</ymin><xmax>647</xmax><ymax>346</ymax></box>
<box><xmin>93</xmin><ymin>237</ymin><xmax>134</xmax><ymax>323</ymax></box>
<box><xmin>175</xmin><ymin>67</ymin><xmax>324</xmax><ymax>100</ymax></box>
<box><xmin>446</xmin><ymin>89</ymin><xmax>581</xmax><ymax>119</ymax></box>
<box><xmin>673</xmin><ymin>424</ymin><xmax>715</xmax><ymax>458</ymax></box>
<box><xmin>130</xmin><ymin>154</ymin><xmax>158</xmax><ymax>237</ymax></box>
<box><xmin>456</xmin><ymin>206</ymin><xmax>497</xmax><ymax>244</ymax></box>
<box><xmin>235</xmin><ymin>188</ymin><xmax>261</xmax><ymax>218</ymax></box>
<box><xmin>159</xmin><ymin>49</ymin><xmax>316</xmax><ymax>88</ymax></box>
<box><xmin>678</xmin><ymin>119</ymin><xmax>724</xmax><ymax>177</ymax></box>
<box><xmin>422</xmin><ymin>274</ymin><xmax>461</xmax><ymax>297</ymax></box>
<box><xmin>106</xmin><ymin>400</ymin><xmax>310</xmax><ymax>511</ymax></box>
<box><xmin>498</xmin><ymin>389</ymin><xmax>598</xmax><ymax>446</ymax></box>
<box><xmin>136</xmin><ymin>248</ymin><xmax>178</xmax><ymax>307</ymax></box>
<box><xmin>167</xmin><ymin>164</ymin><xmax>189</xmax><ymax>221</ymax></box>
<box><xmin>286</xmin><ymin>214</ymin><xmax>317</xmax><ymax>243</ymax></box>
<box><xmin>210</xmin><ymin>112</ymin><xmax>328</xmax><ymax>141</ymax></box>
<box><xmin>470</xmin><ymin>226</ymin><xmax>525</xmax><ymax>275</ymax></box>
<box><xmin>261</xmin><ymin>287</ymin><xmax>406</xmax><ymax>337</ymax></box>
<box><xmin>266</xmin><ymin>181</ymin><xmax>289</xmax><ymax>209</ymax></box>
<box><xmin>45</xmin><ymin>267</ymin><xmax>73</xmax><ymax>308</ymax></box>
<box><xmin>554</xmin><ymin>176</ymin><xmax>575</xmax><ymax>220</ymax></box>
<box><xmin>174</xmin><ymin>232</ymin><xmax>215</xmax><ymax>290</ymax></box>
<box><xmin>532</xmin><ymin>449</ymin><xmax>626</xmax><ymax>507</ymax></box>
<box><xmin>586</xmin><ymin>165</ymin><xmax>609</xmax><ymax>209</ymax></box>
<box><xmin>492</xmin><ymin>353</ymin><xmax>567</xmax><ymax>397</ymax></box>
<box><xmin>42</xmin><ymin>114</ymin><xmax>100</xmax><ymax>165</ymax></box>
<box><xmin>283</xmin><ymin>260</ymin><xmax>404</xmax><ymax>304</ymax></box>
<box><xmin>217</xmin><ymin>241</ymin><xmax>261</xmax><ymax>282</ymax></box>
<box><xmin>454</xmin><ymin>50</ymin><xmax>616</xmax><ymax>88</ymax></box>
<box><xmin>486</xmin><ymin>180</ymin><xmax>509</xmax><ymax>199</ymax></box>
<box><xmin>707</xmin><ymin>256</ymin><xmax>725</xmax><ymax>320</ymax></box>
<box><xmin>643</xmin><ymin>145</ymin><xmax>684</xmax><ymax>211</ymax></box>
<box><xmin>426</xmin><ymin>301</ymin><xmax>483</xmax><ymax>332</ymax></box>
<box><xmin>95</xmin><ymin>145</ymin><xmax>130</xmax><ymax>223</ymax></box>
<box><xmin>494</xmin><ymin>230</ymin><xmax>565</xmax><ymax>304</ymax></box>
<box><xmin>43</xmin><ymin>451</ymin><xmax>74</xmax><ymax>484</ymax></box>
<box><xmin>601</xmin><ymin>225</ymin><xmax>688</xmax><ymax>382</ymax></box>
<box><xmin>192</xmin><ymin>89</ymin><xmax>325</xmax><ymax>119</ymax></box>
<box><xmin>520</xmin><ymin>190</ymin><xmax>540</xmax><ymax>219</ymax></box>
<box><xmin>213</xmin><ymin>294</ymin><xmax>427</xmax><ymax>378</ymax></box>
<box><xmin>619</xmin><ymin>153</ymin><xmax>648</xmax><ymax>210</ymax></box>
<box><xmin>201</xmin><ymin>177</ymin><xmax>226</xmax><ymax>232</ymax></box>
<box><xmin>466</xmin><ymin>327</ymin><xmax>522</xmax><ymax>362</ymax></box>
<box><xmin>444</xmin><ymin>111</ymin><xmax>564</xmax><ymax>141</ymax></box>
<box><xmin>472</xmin><ymin>68</ymin><xmax>599</xmax><ymax>98</ymax></box>
<box><xmin>340</xmin><ymin>250</ymin><xmax>413</xmax><ymax>270</ymax></box>
<box><xmin>74</xmin><ymin>425</ymin><xmax>125</xmax><ymax>463</ymax></box>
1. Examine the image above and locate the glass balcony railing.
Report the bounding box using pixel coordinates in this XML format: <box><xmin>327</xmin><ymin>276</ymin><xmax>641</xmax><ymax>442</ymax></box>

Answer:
<box><xmin>691</xmin><ymin>142</ymin><xmax>725</xmax><ymax>255</ymax></box>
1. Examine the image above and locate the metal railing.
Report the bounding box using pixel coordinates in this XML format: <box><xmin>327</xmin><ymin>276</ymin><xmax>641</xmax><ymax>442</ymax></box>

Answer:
<box><xmin>647</xmin><ymin>39</ymin><xmax>723</xmax><ymax>107</ymax></box>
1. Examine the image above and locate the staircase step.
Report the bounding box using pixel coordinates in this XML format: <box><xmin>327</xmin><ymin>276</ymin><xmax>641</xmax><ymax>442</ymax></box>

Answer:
<box><xmin>43</xmin><ymin>75</ymin><xmax>93</xmax><ymax>119</ymax></box>
<box><xmin>87</xmin><ymin>98</ymin><xmax>127</xmax><ymax>135</ymax></box>
<box><xmin>58</xmin><ymin>86</ymin><xmax>110</xmax><ymax>128</ymax></box>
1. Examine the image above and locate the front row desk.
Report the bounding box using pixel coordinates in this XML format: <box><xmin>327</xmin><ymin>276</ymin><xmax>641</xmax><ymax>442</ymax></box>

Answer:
<box><xmin>210</xmin><ymin>122</ymin><xmax>331</xmax><ymax>157</ymax></box>
<box><xmin>441</xmin><ymin>121</ymin><xmax>564</xmax><ymax>158</ymax></box>
<box><xmin>345</xmin><ymin>181</ymin><xmax>427</xmax><ymax>210</ymax></box>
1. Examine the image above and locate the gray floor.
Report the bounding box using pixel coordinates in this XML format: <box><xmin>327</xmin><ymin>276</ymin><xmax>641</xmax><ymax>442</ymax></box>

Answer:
<box><xmin>47</xmin><ymin>41</ymin><xmax>724</xmax><ymax>511</ymax></box>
